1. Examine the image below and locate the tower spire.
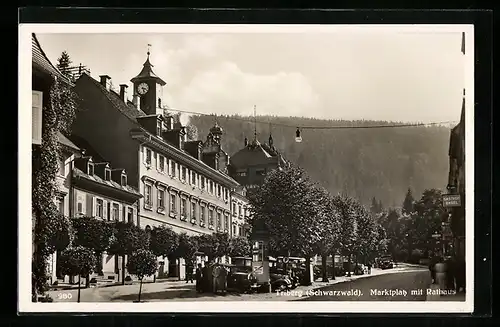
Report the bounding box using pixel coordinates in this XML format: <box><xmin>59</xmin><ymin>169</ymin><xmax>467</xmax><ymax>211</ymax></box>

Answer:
<box><xmin>147</xmin><ymin>43</ymin><xmax>151</xmax><ymax>58</ymax></box>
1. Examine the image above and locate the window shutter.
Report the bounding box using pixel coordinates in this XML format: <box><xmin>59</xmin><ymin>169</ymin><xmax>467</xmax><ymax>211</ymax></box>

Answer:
<box><xmin>103</xmin><ymin>200</ymin><xmax>108</xmax><ymax>220</ymax></box>
<box><xmin>86</xmin><ymin>194</ymin><xmax>93</xmax><ymax>216</ymax></box>
<box><xmin>32</xmin><ymin>91</ymin><xmax>43</xmax><ymax>145</ymax></box>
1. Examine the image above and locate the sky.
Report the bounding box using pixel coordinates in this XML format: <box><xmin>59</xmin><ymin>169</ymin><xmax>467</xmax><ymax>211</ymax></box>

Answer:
<box><xmin>37</xmin><ymin>28</ymin><xmax>467</xmax><ymax>124</ymax></box>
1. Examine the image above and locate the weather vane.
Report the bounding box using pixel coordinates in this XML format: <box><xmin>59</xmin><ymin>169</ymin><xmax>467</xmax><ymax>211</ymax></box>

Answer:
<box><xmin>147</xmin><ymin>44</ymin><xmax>152</xmax><ymax>56</ymax></box>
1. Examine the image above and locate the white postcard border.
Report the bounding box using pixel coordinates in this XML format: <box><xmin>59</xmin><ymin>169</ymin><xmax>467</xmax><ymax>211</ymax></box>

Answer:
<box><xmin>18</xmin><ymin>23</ymin><xmax>475</xmax><ymax>313</ymax></box>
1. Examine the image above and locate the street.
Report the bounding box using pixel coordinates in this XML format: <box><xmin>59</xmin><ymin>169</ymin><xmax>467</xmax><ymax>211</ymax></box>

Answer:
<box><xmin>298</xmin><ymin>270</ymin><xmax>431</xmax><ymax>301</ymax></box>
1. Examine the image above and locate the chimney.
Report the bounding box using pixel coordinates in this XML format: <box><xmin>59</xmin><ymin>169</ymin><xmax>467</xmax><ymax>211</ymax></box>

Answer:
<box><xmin>99</xmin><ymin>75</ymin><xmax>112</xmax><ymax>91</ymax></box>
<box><xmin>132</xmin><ymin>94</ymin><xmax>141</xmax><ymax>110</ymax></box>
<box><xmin>119</xmin><ymin>84</ymin><xmax>128</xmax><ymax>102</ymax></box>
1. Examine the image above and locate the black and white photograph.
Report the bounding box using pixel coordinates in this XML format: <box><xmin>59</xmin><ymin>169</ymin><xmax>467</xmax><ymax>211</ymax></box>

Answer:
<box><xmin>19</xmin><ymin>24</ymin><xmax>474</xmax><ymax>313</ymax></box>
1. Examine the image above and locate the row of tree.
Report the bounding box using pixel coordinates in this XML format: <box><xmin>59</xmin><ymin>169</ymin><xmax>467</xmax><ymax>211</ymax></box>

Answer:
<box><xmin>50</xmin><ymin>215</ymin><xmax>252</xmax><ymax>301</ymax></box>
<box><xmin>248</xmin><ymin>165</ymin><xmax>389</xmax><ymax>283</ymax></box>
<box><xmin>376</xmin><ymin>188</ymin><xmax>446</xmax><ymax>263</ymax></box>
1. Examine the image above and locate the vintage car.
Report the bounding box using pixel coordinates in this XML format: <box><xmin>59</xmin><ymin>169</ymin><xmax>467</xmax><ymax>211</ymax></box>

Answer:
<box><xmin>269</xmin><ymin>267</ymin><xmax>293</xmax><ymax>291</ymax></box>
<box><xmin>378</xmin><ymin>256</ymin><xmax>394</xmax><ymax>270</ymax></box>
<box><xmin>226</xmin><ymin>265</ymin><xmax>260</xmax><ymax>294</ymax></box>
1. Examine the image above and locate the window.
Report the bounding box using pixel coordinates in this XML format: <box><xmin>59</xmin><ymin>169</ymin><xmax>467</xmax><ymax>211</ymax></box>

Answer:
<box><xmin>181</xmin><ymin>166</ymin><xmax>187</xmax><ymax>181</ymax></box>
<box><xmin>238</xmin><ymin>205</ymin><xmax>242</xmax><ymax>217</ymax></box>
<box><xmin>201</xmin><ymin>177</ymin><xmax>205</xmax><ymax>189</ymax></box>
<box><xmin>145</xmin><ymin>149</ymin><xmax>152</xmax><ymax>165</ymax></box>
<box><xmin>105</xmin><ymin>169</ymin><xmax>111</xmax><ymax>181</ymax></box>
<box><xmin>200</xmin><ymin>207</ymin><xmax>205</xmax><ymax>226</ymax></box>
<box><xmin>233</xmin><ymin>225</ymin><xmax>237</xmax><ymax>236</ymax></box>
<box><xmin>217</xmin><ymin>212</ymin><xmax>222</xmax><ymax>230</ymax></box>
<box><xmin>144</xmin><ymin>184</ymin><xmax>152</xmax><ymax>207</ymax></box>
<box><xmin>157</xmin><ymin>189</ymin><xmax>165</xmax><ymax>209</ymax></box>
<box><xmin>88</xmin><ymin>163</ymin><xmax>94</xmax><ymax>176</ymax></box>
<box><xmin>156</xmin><ymin>121</ymin><xmax>162</xmax><ymax>136</ymax></box>
<box><xmin>96</xmin><ymin>199</ymin><xmax>104</xmax><ymax>218</ymax></box>
<box><xmin>238</xmin><ymin>226</ymin><xmax>243</xmax><ymax>236</ymax></box>
<box><xmin>191</xmin><ymin>171</ymin><xmax>196</xmax><ymax>185</ymax></box>
<box><xmin>121</xmin><ymin>174</ymin><xmax>127</xmax><ymax>186</ymax></box>
<box><xmin>127</xmin><ymin>207</ymin><xmax>133</xmax><ymax>223</ymax></box>
<box><xmin>208</xmin><ymin>209</ymin><xmax>214</xmax><ymax>227</ymax></box>
<box><xmin>158</xmin><ymin>155</ymin><xmax>165</xmax><ymax>172</ymax></box>
<box><xmin>58</xmin><ymin>157</ymin><xmax>65</xmax><ymax>176</ymax></box>
<box><xmin>217</xmin><ymin>185</ymin><xmax>221</xmax><ymax>197</ymax></box>
<box><xmin>77</xmin><ymin>202</ymin><xmax>83</xmax><ymax>215</ymax></box>
<box><xmin>252</xmin><ymin>241</ymin><xmax>264</xmax><ymax>262</ymax></box>
<box><xmin>191</xmin><ymin>203</ymin><xmax>196</xmax><ymax>222</ymax></box>
<box><xmin>209</xmin><ymin>181</ymin><xmax>214</xmax><ymax>194</ymax></box>
<box><xmin>224</xmin><ymin>215</ymin><xmax>229</xmax><ymax>231</ymax></box>
<box><xmin>170</xmin><ymin>161</ymin><xmax>176</xmax><ymax>177</ymax></box>
<box><xmin>112</xmin><ymin>203</ymin><xmax>119</xmax><ymax>221</ymax></box>
<box><xmin>170</xmin><ymin>194</ymin><xmax>177</xmax><ymax>213</ymax></box>
<box><xmin>224</xmin><ymin>189</ymin><xmax>228</xmax><ymax>200</ymax></box>
<box><xmin>32</xmin><ymin>90</ymin><xmax>43</xmax><ymax>145</ymax></box>
<box><xmin>181</xmin><ymin>198</ymin><xmax>187</xmax><ymax>218</ymax></box>
<box><xmin>232</xmin><ymin>203</ymin><xmax>237</xmax><ymax>216</ymax></box>
<box><xmin>57</xmin><ymin>197</ymin><xmax>64</xmax><ymax>215</ymax></box>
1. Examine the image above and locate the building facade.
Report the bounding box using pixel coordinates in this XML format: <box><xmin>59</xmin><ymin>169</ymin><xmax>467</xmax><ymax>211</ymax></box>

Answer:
<box><xmin>71</xmin><ymin>51</ymin><xmax>241</xmax><ymax>279</ymax></box>
<box><xmin>230</xmin><ymin>186</ymin><xmax>250</xmax><ymax>237</ymax></box>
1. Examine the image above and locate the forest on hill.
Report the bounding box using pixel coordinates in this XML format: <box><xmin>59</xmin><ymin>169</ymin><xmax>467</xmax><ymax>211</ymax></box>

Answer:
<box><xmin>186</xmin><ymin>114</ymin><xmax>452</xmax><ymax>208</ymax></box>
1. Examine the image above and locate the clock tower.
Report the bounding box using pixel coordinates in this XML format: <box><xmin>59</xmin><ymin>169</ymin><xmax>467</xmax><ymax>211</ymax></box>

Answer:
<box><xmin>130</xmin><ymin>47</ymin><xmax>166</xmax><ymax>116</ymax></box>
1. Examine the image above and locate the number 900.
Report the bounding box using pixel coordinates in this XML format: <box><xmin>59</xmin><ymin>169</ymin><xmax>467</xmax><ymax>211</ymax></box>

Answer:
<box><xmin>57</xmin><ymin>293</ymin><xmax>73</xmax><ymax>300</ymax></box>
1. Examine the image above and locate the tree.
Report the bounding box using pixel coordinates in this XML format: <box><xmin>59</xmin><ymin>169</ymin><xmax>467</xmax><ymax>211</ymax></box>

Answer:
<box><xmin>58</xmin><ymin>246</ymin><xmax>97</xmax><ymax>302</ymax></box>
<box><xmin>370</xmin><ymin>197</ymin><xmax>379</xmax><ymax>215</ymax></box>
<box><xmin>402</xmin><ymin>188</ymin><xmax>415</xmax><ymax>215</ymax></box>
<box><xmin>56</xmin><ymin>51</ymin><xmax>72</xmax><ymax>78</ymax></box>
<box><xmin>186</xmin><ymin>122</ymin><xmax>199</xmax><ymax>141</ymax></box>
<box><xmin>46</xmin><ymin>213</ymin><xmax>72</xmax><ymax>254</ymax></box>
<box><xmin>352</xmin><ymin>201</ymin><xmax>378</xmax><ymax>265</ymax></box>
<box><xmin>249</xmin><ymin>166</ymin><xmax>324</xmax><ymax>286</ymax></box>
<box><xmin>32</xmin><ymin>78</ymin><xmax>78</xmax><ymax>300</ymax></box>
<box><xmin>196</xmin><ymin>232</ymin><xmax>230</xmax><ymax>263</ymax></box>
<box><xmin>228</xmin><ymin>236</ymin><xmax>251</xmax><ymax>257</ymax></box>
<box><xmin>127</xmin><ymin>249</ymin><xmax>158</xmax><ymax>302</ymax></box>
<box><xmin>173</xmin><ymin>233</ymin><xmax>199</xmax><ymax>268</ymax></box>
<box><xmin>149</xmin><ymin>225</ymin><xmax>179</xmax><ymax>259</ymax></box>
<box><xmin>332</xmin><ymin>193</ymin><xmax>358</xmax><ymax>277</ymax></box>
<box><xmin>71</xmin><ymin>217</ymin><xmax>114</xmax><ymax>277</ymax></box>
<box><xmin>108</xmin><ymin>222</ymin><xmax>149</xmax><ymax>284</ymax></box>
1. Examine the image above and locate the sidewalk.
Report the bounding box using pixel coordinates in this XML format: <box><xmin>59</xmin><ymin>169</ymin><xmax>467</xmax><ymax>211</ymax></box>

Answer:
<box><xmin>425</xmin><ymin>284</ymin><xmax>466</xmax><ymax>301</ymax></box>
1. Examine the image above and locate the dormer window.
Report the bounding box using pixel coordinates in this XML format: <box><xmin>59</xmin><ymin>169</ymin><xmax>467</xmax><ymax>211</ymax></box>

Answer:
<box><xmin>88</xmin><ymin>163</ymin><xmax>94</xmax><ymax>176</ymax></box>
<box><xmin>105</xmin><ymin>169</ymin><xmax>111</xmax><ymax>181</ymax></box>
<box><xmin>121</xmin><ymin>174</ymin><xmax>127</xmax><ymax>186</ymax></box>
<box><xmin>156</xmin><ymin>121</ymin><xmax>162</xmax><ymax>136</ymax></box>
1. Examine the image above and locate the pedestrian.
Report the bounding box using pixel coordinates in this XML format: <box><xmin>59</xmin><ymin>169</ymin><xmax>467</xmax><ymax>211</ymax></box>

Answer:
<box><xmin>186</xmin><ymin>261</ymin><xmax>194</xmax><ymax>284</ymax></box>
<box><xmin>445</xmin><ymin>256</ymin><xmax>456</xmax><ymax>290</ymax></box>
<box><xmin>367</xmin><ymin>262</ymin><xmax>372</xmax><ymax>274</ymax></box>
<box><xmin>428</xmin><ymin>251</ymin><xmax>437</xmax><ymax>284</ymax></box>
<box><xmin>195</xmin><ymin>263</ymin><xmax>203</xmax><ymax>293</ymax></box>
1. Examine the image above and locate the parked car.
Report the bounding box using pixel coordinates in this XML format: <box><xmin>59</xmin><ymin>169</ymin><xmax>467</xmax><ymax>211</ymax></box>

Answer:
<box><xmin>226</xmin><ymin>265</ymin><xmax>260</xmax><ymax>294</ymax></box>
<box><xmin>269</xmin><ymin>267</ymin><xmax>293</xmax><ymax>291</ymax></box>
<box><xmin>379</xmin><ymin>257</ymin><xmax>394</xmax><ymax>269</ymax></box>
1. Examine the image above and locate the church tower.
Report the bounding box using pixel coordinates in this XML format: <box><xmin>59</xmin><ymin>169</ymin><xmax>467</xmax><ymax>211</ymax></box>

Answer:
<box><xmin>130</xmin><ymin>45</ymin><xmax>166</xmax><ymax>116</ymax></box>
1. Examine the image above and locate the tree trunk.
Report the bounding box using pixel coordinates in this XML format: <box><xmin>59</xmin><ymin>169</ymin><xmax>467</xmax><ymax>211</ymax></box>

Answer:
<box><xmin>304</xmin><ymin>256</ymin><xmax>312</xmax><ymax>286</ymax></box>
<box><xmin>77</xmin><ymin>275</ymin><xmax>81</xmax><ymax>303</ymax></box>
<box><xmin>331</xmin><ymin>251</ymin><xmax>336</xmax><ymax>280</ymax></box>
<box><xmin>321</xmin><ymin>254</ymin><xmax>328</xmax><ymax>282</ymax></box>
<box><xmin>121</xmin><ymin>255</ymin><xmax>126</xmax><ymax>285</ymax></box>
<box><xmin>138</xmin><ymin>278</ymin><xmax>143</xmax><ymax>302</ymax></box>
<box><xmin>347</xmin><ymin>254</ymin><xmax>352</xmax><ymax>277</ymax></box>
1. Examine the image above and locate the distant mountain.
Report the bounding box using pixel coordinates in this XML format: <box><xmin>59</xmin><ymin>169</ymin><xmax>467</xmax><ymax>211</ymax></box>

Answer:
<box><xmin>187</xmin><ymin>114</ymin><xmax>451</xmax><ymax>208</ymax></box>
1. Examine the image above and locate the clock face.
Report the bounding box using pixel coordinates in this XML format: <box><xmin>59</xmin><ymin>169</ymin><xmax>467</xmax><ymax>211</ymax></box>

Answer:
<box><xmin>137</xmin><ymin>82</ymin><xmax>149</xmax><ymax>95</ymax></box>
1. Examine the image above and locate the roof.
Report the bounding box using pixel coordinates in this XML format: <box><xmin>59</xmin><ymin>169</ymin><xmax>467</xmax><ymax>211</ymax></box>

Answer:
<box><xmin>67</xmin><ymin>134</ymin><xmax>107</xmax><ymax>163</ymax></box>
<box><xmin>73</xmin><ymin>167</ymin><xmax>142</xmax><ymax>197</ymax></box>
<box><xmin>32</xmin><ymin>33</ymin><xmax>72</xmax><ymax>85</ymax></box>
<box><xmin>130</xmin><ymin>55</ymin><xmax>166</xmax><ymax>86</ymax></box>
<box><xmin>76</xmin><ymin>73</ymin><xmax>147</xmax><ymax>124</ymax></box>
<box><xmin>230</xmin><ymin>138</ymin><xmax>287</xmax><ymax>168</ymax></box>
<box><xmin>57</xmin><ymin>132</ymin><xmax>80</xmax><ymax>151</ymax></box>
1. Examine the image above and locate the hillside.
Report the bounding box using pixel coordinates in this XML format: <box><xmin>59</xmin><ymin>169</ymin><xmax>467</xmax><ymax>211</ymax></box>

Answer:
<box><xmin>187</xmin><ymin>114</ymin><xmax>451</xmax><ymax>208</ymax></box>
